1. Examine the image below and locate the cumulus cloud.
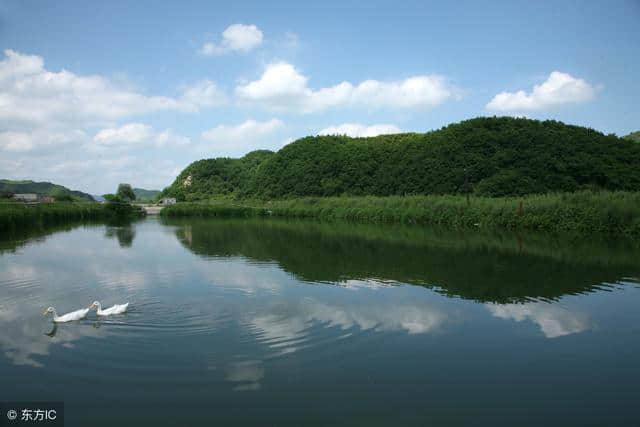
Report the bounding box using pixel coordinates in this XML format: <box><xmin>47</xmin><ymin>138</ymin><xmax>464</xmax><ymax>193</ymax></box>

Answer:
<box><xmin>93</xmin><ymin>123</ymin><xmax>191</xmax><ymax>148</ymax></box>
<box><xmin>486</xmin><ymin>302</ymin><xmax>589</xmax><ymax>338</ymax></box>
<box><xmin>0</xmin><ymin>49</ymin><xmax>225</xmax><ymax>128</ymax></box>
<box><xmin>0</xmin><ymin>49</ymin><xmax>217</xmax><ymax>192</ymax></box>
<box><xmin>318</xmin><ymin>123</ymin><xmax>402</xmax><ymax>137</ymax></box>
<box><xmin>236</xmin><ymin>62</ymin><xmax>455</xmax><ymax>113</ymax></box>
<box><xmin>486</xmin><ymin>71</ymin><xmax>596</xmax><ymax>112</ymax></box>
<box><xmin>0</xmin><ymin>129</ymin><xmax>86</xmax><ymax>153</ymax></box>
<box><xmin>179</xmin><ymin>79</ymin><xmax>227</xmax><ymax>108</ymax></box>
<box><xmin>199</xmin><ymin>24</ymin><xmax>263</xmax><ymax>55</ymax></box>
<box><xmin>201</xmin><ymin>118</ymin><xmax>283</xmax><ymax>142</ymax></box>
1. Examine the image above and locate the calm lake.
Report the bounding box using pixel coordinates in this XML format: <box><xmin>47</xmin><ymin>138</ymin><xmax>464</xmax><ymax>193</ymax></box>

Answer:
<box><xmin>1</xmin><ymin>217</ymin><xmax>639</xmax><ymax>426</ymax></box>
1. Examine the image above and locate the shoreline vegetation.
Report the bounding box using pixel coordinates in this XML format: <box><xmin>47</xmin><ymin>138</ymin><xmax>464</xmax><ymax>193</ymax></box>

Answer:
<box><xmin>153</xmin><ymin>117</ymin><xmax>640</xmax><ymax>235</ymax></box>
<box><xmin>0</xmin><ymin>200</ymin><xmax>143</xmax><ymax>231</ymax></box>
<box><xmin>159</xmin><ymin>191</ymin><xmax>640</xmax><ymax>235</ymax></box>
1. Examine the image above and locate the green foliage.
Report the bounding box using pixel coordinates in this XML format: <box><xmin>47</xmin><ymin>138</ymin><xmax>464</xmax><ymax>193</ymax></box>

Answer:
<box><xmin>0</xmin><ymin>202</ymin><xmax>107</xmax><ymax>231</ymax></box>
<box><xmin>163</xmin><ymin>117</ymin><xmax>640</xmax><ymax>200</ymax></box>
<box><xmin>51</xmin><ymin>188</ymin><xmax>73</xmax><ymax>202</ymax></box>
<box><xmin>624</xmin><ymin>131</ymin><xmax>640</xmax><ymax>143</ymax></box>
<box><xmin>116</xmin><ymin>183</ymin><xmax>136</xmax><ymax>201</ymax></box>
<box><xmin>132</xmin><ymin>188</ymin><xmax>161</xmax><ymax>202</ymax></box>
<box><xmin>159</xmin><ymin>150</ymin><xmax>275</xmax><ymax>200</ymax></box>
<box><xmin>103</xmin><ymin>193</ymin><xmax>142</xmax><ymax>218</ymax></box>
<box><xmin>0</xmin><ymin>179</ymin><xmax>94</xmax><ymax>201</ymax></box>
<box><xmin>253</xmin><ymin>117</ymin><xmax>640</xmax><ymax>198</ymax></box>
<box><xmin>160</xmin><ymin>191</ymin><xmax>640</xmax><ymax>235</ymax></box>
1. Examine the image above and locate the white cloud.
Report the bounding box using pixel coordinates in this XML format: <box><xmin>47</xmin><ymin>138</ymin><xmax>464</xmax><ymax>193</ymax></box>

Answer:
<box><xmin>0</xmin><ymin>129</ymin><xmax>86</xmax><ymax>152</ymax></box>
<box><xmin>179</xmin><ymin>80</ymin><xmax>227</xmax><ymax>108</ymax></box>
<box><xmin>199</xmin><ymin>24</ymin><xmax>263</xmax><ymax>56</ymax></box>
<box><xmin>318</xmin><ymin>123</ymin><xmax>402</xmax><ymax>137</ymax></box>
<box><xmin>486</xmin><ymin>71</ymin><xmax>596</xmax><ymax>112</ymax></box>
<box><xmin>94</xmin><ymin>123</ymin><xmax>153</xmax><ymax>145</ymax></box>
<box><xmin>486</xmin><ymin>302</ymin><xmax>589</xmax><ymax>338</ymax></box>
<box><xmin>0</xmin><ymin>49</ymin><xmax>226</xmax><ymax>129</ymax></box>
<box><xmin>201</xmin><ymin>118</ymin><xmax>283</xmax><ymax>142</ymax></box>
<box><xmin>93</xmin><ymin>123</ymin><xmax>191</xmax><ymax>148</ymax></box>
<box><xmin>236</xmin><ymin>62</ymin><xmax>455</xmax><ymax>113</ymax></box>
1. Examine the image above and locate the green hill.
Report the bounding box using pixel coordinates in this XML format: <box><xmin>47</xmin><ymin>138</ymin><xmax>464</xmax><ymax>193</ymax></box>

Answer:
<box><xmin>624</xmin><ymin>131</ymin><xmax>640</xmax><ymax>143</ymax></box>
<box><xmin>0</xmin><ymin>180</ymin><xmax>94</xmax><ymax>201</ymax></box>
<box><xmin>133</xmin><ymin>188</ymin><xmax>161</xmax><ymax>201</ymax></box>
<box><xmin>161</xmin><ymin>117</ymin><xmax>640</xmax><ymax>200</ymax></box>
<box><xmin>160</xmin><ymin>150</ymin><xmax>275</xmax><ymax>201</ymax></box>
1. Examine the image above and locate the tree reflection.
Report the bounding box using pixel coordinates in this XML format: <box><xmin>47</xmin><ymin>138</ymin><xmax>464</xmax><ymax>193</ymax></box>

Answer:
<box><xmin>105</xmin><ymin>224</ymin><xmax>136</xmax><ymax>248</ymax></box>
<box><xmin>167</xmin><ymin>218</ymin><xmax>640</xmax><ymax>303</ymax></box>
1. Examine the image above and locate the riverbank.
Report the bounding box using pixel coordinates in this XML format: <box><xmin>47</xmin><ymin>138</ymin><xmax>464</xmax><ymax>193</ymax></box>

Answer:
<box><xmin>160</xmin><ymin>191</ymin><xmax>640</xmax><ymax>235</ymax></box>
<box><xmin>0</xmin><ymin>202</ymin><xmax>143</xmax><ymax>230</ymax></box>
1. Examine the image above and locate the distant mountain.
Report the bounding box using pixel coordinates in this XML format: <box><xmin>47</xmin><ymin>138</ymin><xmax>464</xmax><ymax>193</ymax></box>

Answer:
<box><xmin>133</xmin><ymin>188</ymin><xmax>161</xmax><ymax>201</ymax></box>
<box><xmin>624</xmin><ymin>131</ymin><xmax>640</xmax><ymax>143</ymax></box>
<box><xmin>0</xmin><ymin>180</ymin><xmax>94</xmax><ymax>201</ymax></box>
<box><xmin>92</xmin><ymin>194</ymin><xmax>105</xmax><ymax>202</ymax></box>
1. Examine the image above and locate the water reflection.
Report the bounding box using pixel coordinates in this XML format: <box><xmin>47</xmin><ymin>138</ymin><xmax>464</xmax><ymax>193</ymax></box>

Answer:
<box><xmin>226</xmin><ymin>360</ymin><xmax>264</xmax><ymax>391</ymax></box>
<box><xmin>0</xmin><ymin>301</ymin><xmax>107</xmax><ymax>367</ymax></box>
<box><xmin>169</xmin><ymin>218</ymin><xmax>640</xmax><ymax>303</ymax></box>
<box><xmin>486</xmin><ymin>302</ymin><xmax>589</xmax><ymax>338</ymax></box>
<box><xmin>104</xmin><ymin>224</ymin><xmax>136</xmax><ymax>248</ymax></box>
<box><xmin>247</xmin><ymin>296</ymin><xmax>449</xmax><ymax>355</ymax></box>
<box><xmin>2</xmin><ymin>217</ymin><xmax>640</xmax><ymax>425</ymax></box>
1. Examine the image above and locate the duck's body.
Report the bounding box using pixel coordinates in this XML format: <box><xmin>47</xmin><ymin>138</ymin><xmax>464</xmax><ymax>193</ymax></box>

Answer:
<box><xmin>89</xmin><ymin>301</ymin><xmax>129</xmax><ymax>316</ymax></box>
<box><xmin>42</xmin><ymin>307</ymin><xmax>89</xmax><ymax>323</ymax></box>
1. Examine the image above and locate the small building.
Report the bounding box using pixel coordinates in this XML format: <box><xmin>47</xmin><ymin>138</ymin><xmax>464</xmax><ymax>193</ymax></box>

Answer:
<box><xmin>13</xmin><ymin>193</ymin><xmax>38</xmax><ymax>203</ymax></box>
<box><xmin>159</xmin><ymin>197</ymin><xmax>176</xmax><ymax>206</ymax></box>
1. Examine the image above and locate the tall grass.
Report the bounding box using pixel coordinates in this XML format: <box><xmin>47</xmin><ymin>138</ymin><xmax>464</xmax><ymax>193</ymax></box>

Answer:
<box><xmin>0</xmin><ymin>202</ymin><xmax>108</xmax><ymax>231</ymax></box>
<box><xmin>160</xmin><ymin>191</ymin><xmax>640</xmax><ymax>235</ymax></box>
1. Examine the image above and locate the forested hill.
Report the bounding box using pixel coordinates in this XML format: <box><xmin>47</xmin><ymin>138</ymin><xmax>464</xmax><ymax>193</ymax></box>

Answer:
<box><xmin>161</xmin><ymin>150</ymin><xmax>275</xmax><ymax>201</ymax></box>
<box><xmin>624</xmin><ymin>131</ymin><xmax>640</xmax><ymax>143</ymax></box>
<box><xmin>133</xmin><ymin>188</ymin><xmax>161</xmax><ymax>201</ymax></box>
<box><xmin>0</xmin><ymin>180</ymin><xmax>94</xmax><ymax>201</ymax></box>
<box><xmin>161</xmin><ymin>117</ymin><xmax>640</xmax><ymax>200</ymax></box>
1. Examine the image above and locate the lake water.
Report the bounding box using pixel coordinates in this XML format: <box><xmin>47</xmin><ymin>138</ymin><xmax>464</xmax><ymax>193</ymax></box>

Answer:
<box><xmin>1</xmin><ymin>217</ymin><xmax>639</xmax><ymax>426</ymax></box>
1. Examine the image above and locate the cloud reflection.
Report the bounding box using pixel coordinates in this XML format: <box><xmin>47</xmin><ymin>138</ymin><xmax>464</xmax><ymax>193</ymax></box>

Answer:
<box><xmin>248</xmin><ymin>298</ymin><xmax>449</xmax><ymax>354</ymax></box>
<box><xmin>486</xmin><ymin>302</ymin><xmax>589</xmax><ymax>338</ymax></box>
<box><xmin>225</xmin><ymin>360</ymin><xmax>265</xmax><ymax>391</ymax></box>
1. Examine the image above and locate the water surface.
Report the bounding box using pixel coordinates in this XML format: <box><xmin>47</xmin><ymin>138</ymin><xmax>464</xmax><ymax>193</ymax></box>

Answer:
<box><xmin>1</xmin><ymin>217</ymin><xmax>639</xmax><ymax>426</ymax></box>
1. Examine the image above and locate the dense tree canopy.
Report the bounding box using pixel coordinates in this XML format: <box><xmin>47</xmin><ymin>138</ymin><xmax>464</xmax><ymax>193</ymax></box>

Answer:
<box><xmin>160</xmin><ymin>150</ymin><xmax>274</xmax><ymax>200</ymax></box>
<box><xmin>161</xmin><ymin>117</ymin><xmax>640</xmax><ymax>200</ymax></box>
<box><xmin>624</xmin><ymin>131</ymin><xmax>640</xmax><ymax>143</ymax></box>
<box><xmin>116</xmin><ymin>183</ymin><xmax>136</xmax><ymax>201</ymax></box>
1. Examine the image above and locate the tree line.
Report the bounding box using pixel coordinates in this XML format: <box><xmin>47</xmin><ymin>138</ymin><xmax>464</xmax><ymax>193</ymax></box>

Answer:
<box><xmin>160</xmin><ymin>117</ymin><xmax>640</xmax><ymax>200</ymax></box>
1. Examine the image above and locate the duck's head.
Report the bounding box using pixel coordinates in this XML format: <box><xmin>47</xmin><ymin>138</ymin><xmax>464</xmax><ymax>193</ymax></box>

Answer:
<box><xmin>88</xmin><ymin>301</ymin><xmax>101</xmax><ymax>310</ymax></box>
<box><xmin>42</xmin><ymin>307</ymin><xmax>55</xmax><ymax>316</ymax></box>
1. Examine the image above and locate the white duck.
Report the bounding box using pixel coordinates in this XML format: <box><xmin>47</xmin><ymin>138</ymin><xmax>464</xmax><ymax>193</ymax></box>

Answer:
<box><xmin>42</xmin><ymin>306</ymin><xmax>90</xmax><ymax>323</ymax></box>
<box><xmin>88</xmin><ymin>301</ymin><xmax>129</xmax><ymax>316</ymax></box>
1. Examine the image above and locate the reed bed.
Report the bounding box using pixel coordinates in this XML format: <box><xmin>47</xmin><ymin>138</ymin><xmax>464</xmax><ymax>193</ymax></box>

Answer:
<box><xmin>0</xmin><ymin>202</ymin><xmax>108</xmax><ymax>231</ymax></box>
<box><xmin>160</xmin><ymin>191</ymin><xmax>640</xmax><ymax>235</ymax></box>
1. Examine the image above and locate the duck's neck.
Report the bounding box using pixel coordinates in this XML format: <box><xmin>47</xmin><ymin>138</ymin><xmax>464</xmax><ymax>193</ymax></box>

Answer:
<box><xmin>51</xmin><ymin>308</ymin><xmax>58</xmax><ymax>319</ymax></box>
<box><xmin>95</xmin><ymin>303</ymin><xmax>102</xmax><ymax>314</ymax></box>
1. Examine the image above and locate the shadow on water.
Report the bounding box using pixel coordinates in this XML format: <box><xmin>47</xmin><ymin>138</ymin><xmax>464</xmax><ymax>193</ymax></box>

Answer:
<box><xmin>163</xmin><ymin>217</ymin><xmax>640</xmax><ymax>303</ymax></box>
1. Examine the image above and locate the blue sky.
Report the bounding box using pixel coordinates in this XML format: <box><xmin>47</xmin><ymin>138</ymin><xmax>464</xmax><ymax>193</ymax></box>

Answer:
<box><xmin>1</xmin><ymin>0</ymin><xmax>638</xmax><ymax>194</ymax></box>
